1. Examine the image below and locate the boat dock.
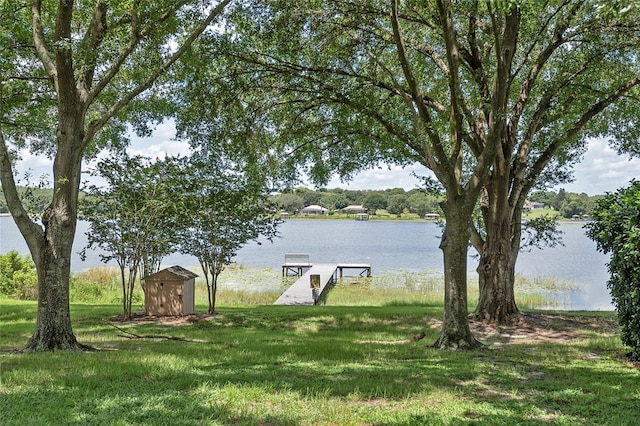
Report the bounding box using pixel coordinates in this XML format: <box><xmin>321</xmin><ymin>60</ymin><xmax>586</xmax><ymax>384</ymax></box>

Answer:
<box><xmin>275</xmin><ymin>255</ymin><xmax>372</xmax><ymax>305</ymax></box>
<box><xmin>281</xmin><ymin>253</ymin><xmax>371</xmax><ymax>278</ymax></box>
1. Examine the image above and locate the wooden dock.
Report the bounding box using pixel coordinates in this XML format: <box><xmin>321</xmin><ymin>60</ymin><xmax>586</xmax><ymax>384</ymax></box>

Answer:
<box><xmin>274</xmin><ymin>264</ymin><xmax>338</xmax><ymax>305</ymax></box>
<box><xmin>282</xmin><ymin>253</ymin><xmax>371</xmax><ymax>278</ymax></box>
<box><xmin>274</xmin><ymin>262</ymin><xmax>372</xmax><ymax>306</ymax></box>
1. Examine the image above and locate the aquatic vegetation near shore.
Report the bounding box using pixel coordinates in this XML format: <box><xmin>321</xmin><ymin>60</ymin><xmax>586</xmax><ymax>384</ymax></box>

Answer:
<box><xmin>67</xmin><ymin>265</ymin><xmax>580</xmax><ymax>309</ymax></box>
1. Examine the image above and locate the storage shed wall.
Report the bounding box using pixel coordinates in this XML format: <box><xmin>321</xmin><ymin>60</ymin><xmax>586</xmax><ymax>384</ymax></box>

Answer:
<box><xmin>182</xmin><ymin>278</ymin><xmax>195</xmax><ymax>315</ymax></box>
<box><xmin>143</xmin><ymin>270</ymin><xmax>195</xmax><ymax>316</ymax></box>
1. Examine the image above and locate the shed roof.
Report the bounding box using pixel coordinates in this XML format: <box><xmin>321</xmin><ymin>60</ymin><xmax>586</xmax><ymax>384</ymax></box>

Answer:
<box><xmin>144</xmin><ymin>265</ymin><xmax>199</xmax><ymax>281</ymax></box>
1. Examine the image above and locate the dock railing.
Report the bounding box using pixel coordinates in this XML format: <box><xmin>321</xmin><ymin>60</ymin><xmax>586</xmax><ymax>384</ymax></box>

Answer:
<box><xmin>282</xmin><ymin>253</ymin><xmax>312</xmax><ymax>276</ymax></box>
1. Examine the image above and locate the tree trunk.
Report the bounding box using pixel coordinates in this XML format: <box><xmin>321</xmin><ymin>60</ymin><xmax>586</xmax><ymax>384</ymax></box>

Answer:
<box><xmin>474</xmin><ymin>225</ymin><xmax>520</xmax><ymax>324</ymax></box>
<box><xmin>433</xmin><ymin>201</ymin><xmax>483</xmax><ymax>350</ymax></box>
<box><xmin>24</xmin><ymin>129</ymin><xmax>89</xmax><ymax>351</ymax></box>
<box><xmin>124</xmin><ymin>267</ymin><xmax>138</xmax><ymax>320</ymax></box>
<box><xmin>472</xmin><ymin>172</ymin><xmax>522</xmax><ymax>325</ymax></box>
<box><xmin>206</xmin><ymin>279</ymin><xmax>214</xmax><ymax>314</ymax></box>
<box><xmin>119</xmin><ymin>265</ymin><xmax>128</xmax><ymax>319</ymax></box>
<box><xmin>209</xmin><ymin>273</ymin><xmax>218</xmax><ymax>315</ymax></box>
<box><xmin>25</xmin><ymin>228</ymin><xmax>83</xmax><ymax>351</ymax></box>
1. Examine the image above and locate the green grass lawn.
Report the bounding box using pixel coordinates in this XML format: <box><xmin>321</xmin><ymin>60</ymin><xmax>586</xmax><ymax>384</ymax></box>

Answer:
<box><xmin>1</xmin><ymin>292</ymin><xmax>638</xmax><ymax>426</ymax></box>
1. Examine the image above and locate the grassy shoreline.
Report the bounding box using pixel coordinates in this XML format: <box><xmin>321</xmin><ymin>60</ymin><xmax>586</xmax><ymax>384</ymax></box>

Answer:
<box><xmin>66</xmin><ymin>265</ymin><xmax>585</xmax><ymax>312</ymax></box>
<box><xmin>1</xmin><ymin>296</ymin><xmax>637</xmax><ymax>425</ymax></box>
<box><xmin>4</xmin><ymin>267</ymin><xmax>632</xmax><ymax>424</ymax></box>
<box><xmin>280</xmin><ymin>207</ymin><xmax>581</xmax><ymax>223</ymax></box>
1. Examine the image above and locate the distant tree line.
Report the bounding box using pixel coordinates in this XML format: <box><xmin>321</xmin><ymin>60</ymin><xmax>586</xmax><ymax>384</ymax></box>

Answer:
<box><xmin>268</xmin><ymin>186</ymin><xmax>605</xmax><ymax>219</ymax></box>
<box><xmin>270</xmin><ymin>187</ymin><xmax>444</xmax><ymax>217</ymax></box>
<box><xmin>1</xmin><ymin>186</ymin><xmax>607</xmax><ymax>220</ymax></box>
<box><xmin>0</xmin><ymin>186</ymin><xmax>52</xmax><ymax>216</ymax></box>
<box><xmin>528</xmin><ymin>190</ymin><xmax>605</xmax><ymax>219</ymax></box>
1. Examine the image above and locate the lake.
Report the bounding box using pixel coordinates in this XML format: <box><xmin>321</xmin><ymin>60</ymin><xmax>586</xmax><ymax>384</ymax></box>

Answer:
<box><xmin>0</xmin><ymin>216</ymin><xmax>613</xmax><ymax>310</ymax></box>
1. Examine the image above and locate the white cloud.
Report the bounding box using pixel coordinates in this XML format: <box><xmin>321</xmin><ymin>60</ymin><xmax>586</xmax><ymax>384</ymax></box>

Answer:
<box><xmin>126</xmin><ymin>139</ymin><xmax>191</xmax><ymax>160</ymax></box>
<box><xmin>126</xmin><ymin>120</ymin><xmax>190</xmax><ymax>159</ymax></box>
<box><xmin>324</xmin><ymin>138</ymin><xmax>640</xmax><ymax>195</ymax></box>
<box><xmin>323</xmin><ymin>164</ymin><xmax>433</xmax><ymax>191</ymax></box>
<box><xmin>10</xmin><ymin>126</ymin><xmax>640</xmax><ymax>196</ymax></box>
<box><xmin>554</xmin><ymin>138</ymin><xmax>640</xmax><ymax>195</ymax></box>
<box><xmin>14</xmin><ymin>149</ymin><xmax>54</xmax><ymax>185</ymax></box>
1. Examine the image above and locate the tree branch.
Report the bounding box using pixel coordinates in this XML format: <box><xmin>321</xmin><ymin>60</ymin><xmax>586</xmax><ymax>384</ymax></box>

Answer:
<box><xmin>507</xmin><ymin>0</ymin><xmax>580</xmax><ymax>152</ymax></box>
<box><xmin>391</xmin><ymin>0</ymin><xmax>450</xmax><ymax>183</ymax></box>
<box><xmin>84</xmin><ymin>0</ymin><xmax>232</xmax><ymax>146</ymax></box>
<box><xmin>0</xmin><ymin>111</ymin><xmax>45</xmax><ymax>263</ymax></box>
<box><xmin>78</xmin><ymin>1</ymin><xmax>109</xmax><ymax>101</ymax></box>
<box><xmin>526</xmin><ymin>74</ymin><xmax>640</xmax><ymax>195</ymax></box>
<box><xmin>31</xmin><ymin>0</ymin><xmax>58</xmax><ymax>92</ymax></box>
<box><xmin>52</xmin><ymin>0</ymin><xmax>78</xmax><ymax>106</ymax></box>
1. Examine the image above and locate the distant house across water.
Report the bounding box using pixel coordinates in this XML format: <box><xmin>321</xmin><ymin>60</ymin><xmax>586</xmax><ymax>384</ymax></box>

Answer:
<box><xmin>342</xmin><ymin>205</ymin><xmax>367</xmax><ymax>215</ymax></box>
<box><xmin>299</xmin><ymin>204</ymin><xmax>329</xmax><ymax>216</ymax></box>
<box><xmin>523</xmin><ymin>200</ymin><xmax>546</xmax><ymax>213</ymax></box>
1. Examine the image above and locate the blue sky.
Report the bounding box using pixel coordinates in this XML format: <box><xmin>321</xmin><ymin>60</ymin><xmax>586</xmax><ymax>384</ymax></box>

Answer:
<box><xmin>14</xmin><ymin>121</ymin><xmax>640</xmax><ymax>196</ymax></box>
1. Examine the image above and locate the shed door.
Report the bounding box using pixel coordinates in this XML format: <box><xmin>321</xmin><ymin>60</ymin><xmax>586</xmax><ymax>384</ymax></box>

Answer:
<box><xmin>161</xmin><ymin>282</ymin><xmax>182</xmax><ymax>316</ymax></box>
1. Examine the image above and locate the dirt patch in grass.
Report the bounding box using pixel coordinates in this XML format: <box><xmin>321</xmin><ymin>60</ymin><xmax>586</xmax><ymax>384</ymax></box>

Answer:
<box><xmin>468</xmin><ymin>312</ymin><xmax>620</xmax><ymax>345</ymax></box>
<box><xmin>118</xmin><ymin>311</ymin><xmax>620</xmax><ymax>347</ymax></box>
<box><xmin>424</xmin><ymin>312</ymin><xmax>619</xmax><ymax>346</ymax></box>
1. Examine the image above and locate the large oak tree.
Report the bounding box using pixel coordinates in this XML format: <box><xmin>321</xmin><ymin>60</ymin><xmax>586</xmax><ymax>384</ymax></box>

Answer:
<box><xmin>183</xmin><ymin>0</ymin><xmax>640</xmax><ymax>342</ymax></box>
<box><xmin>0</xmin><ymin>0</ymin><xmax>231</xmax><ymax>351</ymax></box>
<box><xmin>180</xmin><ymin>0</ymin><xmax>522</xmax><ymax>349</ymax></box>
<box><xmin>470</xmin><ymin>1</ymin><xmax>640</xmax><ymax>323</ymax></box>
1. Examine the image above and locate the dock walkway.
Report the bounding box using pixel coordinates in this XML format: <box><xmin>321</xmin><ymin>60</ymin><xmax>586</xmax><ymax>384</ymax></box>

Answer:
<box><xmin>276</xmin><ymin>254</ymin><xmax>372</xmax><ymax>305</ymax></box>
<box><xmin>274</xmin><ymin>264</ymin><xmax>338</xmax><ymax>305</ymax></box>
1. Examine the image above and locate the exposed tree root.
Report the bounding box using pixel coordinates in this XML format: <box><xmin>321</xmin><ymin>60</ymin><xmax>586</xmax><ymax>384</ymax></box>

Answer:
<box><xmin>107</xmin><ymin>322</ymin><xmax>210</xmax><ymax>343</ymax></box>
<box><xmin>24</xmin><ymin>334</ymin><xmax>95</xmax><ymax>352</ymax></box>
<box><xmin>432</xmin><ymin>334</ymin><xmax>485</xmax><ymax>351</ymax></box>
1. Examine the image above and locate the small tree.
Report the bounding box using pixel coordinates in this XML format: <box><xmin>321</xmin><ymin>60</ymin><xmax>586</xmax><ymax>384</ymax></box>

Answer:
<box><xmin>177</xmin><ymin>157</ymin><xmax>280</xmax><ymax>314</ymax></box>
<box><xmin>81</xmin><ymin>154</ymin><xmax>176</xmax><ymax>319</ymax></box>
<box><xmin>585</xmin><ymin>180</ymin><xmax>640</xmax><ymax>360</ymax></box>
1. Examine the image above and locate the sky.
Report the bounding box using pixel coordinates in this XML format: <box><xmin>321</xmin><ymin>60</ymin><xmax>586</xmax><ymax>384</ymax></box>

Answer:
<box><xmin>14</xmin><ymin>120</ymin><xmax>640</xmax><ymax>196</ymax></box>
<box><xmin>323</xmin><ymin>137</ymin><xmax>640</xmax><ymax>196</ymax></box>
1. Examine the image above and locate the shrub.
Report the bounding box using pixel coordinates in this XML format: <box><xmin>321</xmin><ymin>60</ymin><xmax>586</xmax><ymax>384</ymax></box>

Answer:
<box><xmin>585</xmin><ymin>180</ymin><xmax>640</xmax><ymax>360</ymax></box>
<box><xmin>0</xmin><ymin>250</ymin><xmax>38</xmax><ymax>299</ymax></box>
<box><xmin>70</xmin><ymin>267</ymin><xmax>122</xmax><ymax>304</ymax></box>
<box><xmin>69</xmin><ymin>276</ymin><xmax>104</xmax><ymax>303</ymax></box>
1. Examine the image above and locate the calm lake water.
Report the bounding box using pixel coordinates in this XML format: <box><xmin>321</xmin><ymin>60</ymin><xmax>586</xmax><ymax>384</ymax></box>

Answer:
<box><xmin>0</xmin><ymin>216</ymin><xmax>612</xmax><ymax>310</ymax></box>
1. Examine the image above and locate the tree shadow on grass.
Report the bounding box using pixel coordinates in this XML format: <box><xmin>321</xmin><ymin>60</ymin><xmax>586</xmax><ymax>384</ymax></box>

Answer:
<box><xmin>3</xmin><ymin>347</ymin><xmax>638</xmax><ymax>425</ymax></box>
<box><xmin>1</xmin><ymin>306</ymin><xmax>637</xmax><ymax>425</ymax></box>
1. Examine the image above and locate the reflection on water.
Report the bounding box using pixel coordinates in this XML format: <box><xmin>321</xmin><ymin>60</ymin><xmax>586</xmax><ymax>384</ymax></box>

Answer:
<box><xmin>0</xmin><ymin>217</ymin><xmax>612</xmax><ymax>310</ymax></box>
